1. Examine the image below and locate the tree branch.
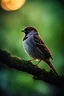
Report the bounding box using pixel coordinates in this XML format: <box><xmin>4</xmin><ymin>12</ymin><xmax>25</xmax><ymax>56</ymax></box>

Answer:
<box><xmin>0</xmin><ymin>49</ymin><xmax>64</xmax><ymax>88</ymax></box>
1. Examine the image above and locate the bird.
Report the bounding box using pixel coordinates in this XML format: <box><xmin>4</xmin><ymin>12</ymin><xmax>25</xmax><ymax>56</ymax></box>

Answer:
<box><xmin>21</xmin><ymin>26</ymin><xmax>58</xmax><ymax>75</ymax></box>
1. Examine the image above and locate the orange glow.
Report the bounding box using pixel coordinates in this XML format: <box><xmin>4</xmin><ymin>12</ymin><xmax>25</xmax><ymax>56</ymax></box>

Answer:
<box><xmin>1</xmin><ymin>0</ymin><xmax>25</xmax><ymax>11</ymax></box>
<box><xmin>1</xmin><ymin>0</ymin><xmax>10</xmax><ymax>11</ymax></box>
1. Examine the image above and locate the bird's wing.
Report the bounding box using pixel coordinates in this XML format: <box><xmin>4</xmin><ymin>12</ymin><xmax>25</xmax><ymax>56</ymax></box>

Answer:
<box><xmin>33</xmin><ymin>35</ymin><xmax>53</xmax><ymax>59</ymax></box>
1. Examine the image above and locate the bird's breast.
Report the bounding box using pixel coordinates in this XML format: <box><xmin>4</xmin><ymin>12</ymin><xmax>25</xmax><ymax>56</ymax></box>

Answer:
<box><xmin>23</xmin><ymin>36</ymin><xmax>43</xmax><ymax>59</ymax></box>
<box><xmin>23</xmin><ymin>37</ymin><xmax>36</xmax><ymax>58</ymax></box>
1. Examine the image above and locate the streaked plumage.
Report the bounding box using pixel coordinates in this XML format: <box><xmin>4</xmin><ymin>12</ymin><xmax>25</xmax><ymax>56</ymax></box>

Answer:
<box><xmin>22</xmin><ymin>26</ymin><xmax>58</xmax><ymax>75</ymax></box>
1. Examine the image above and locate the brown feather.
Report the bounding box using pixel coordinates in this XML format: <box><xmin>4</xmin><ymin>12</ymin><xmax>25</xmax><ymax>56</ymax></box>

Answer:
<box><xmin>34</xmin><ymin>35</ymin><xmax>53</xmax><ymax>59</ymax></box>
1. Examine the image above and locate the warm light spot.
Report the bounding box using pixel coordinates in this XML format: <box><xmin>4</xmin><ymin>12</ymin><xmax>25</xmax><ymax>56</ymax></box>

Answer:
<box><xmin>2</xmin><ymin>0</ymin><xmax>9</xmax><ymax>2</ymax></box>
<box><xmin>1</xmin><ymin>0</ymin><xmax>10</xmax><ymax>11</ymax></box>
<box><xmin>1</xmin><ymin>0</ymin><xmax>26</xmax><ymax>11</ymax></box>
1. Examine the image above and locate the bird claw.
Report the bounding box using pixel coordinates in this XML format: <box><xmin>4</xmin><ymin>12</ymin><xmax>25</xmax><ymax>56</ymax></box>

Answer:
<box><xmin>28</xmin><ymin>59</ymin><xmax>35</xmax><ymax>62</ymax></box>
<box><xmin>29</xmin><ymin>60</ymin><xmax>32</xmax><ymax>62</ymax></box>
<box><xmin>34</xmin><ymin>64</ymin><xmax>38</xmax><ymax>68</ymax></box>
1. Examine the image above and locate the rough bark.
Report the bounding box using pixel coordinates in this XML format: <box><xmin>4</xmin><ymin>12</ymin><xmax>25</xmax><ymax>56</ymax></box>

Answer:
<box><xmin>0</xmin><ymin>49</ymin><xmax>64</xmax><ymax>88</ymax></box>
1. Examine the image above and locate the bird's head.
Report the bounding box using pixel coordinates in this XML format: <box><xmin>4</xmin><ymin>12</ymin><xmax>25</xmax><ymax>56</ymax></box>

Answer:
<box><xmin>21</xmin><ymin>26</ymin><xmax>38</xmax><ymax>36</ymax></box>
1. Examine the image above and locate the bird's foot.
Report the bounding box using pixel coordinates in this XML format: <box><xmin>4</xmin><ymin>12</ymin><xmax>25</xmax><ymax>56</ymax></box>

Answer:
<box><xmin>28</xmin><ymin>60</ymin><xmax>33</xmax><ymax>62</ymax></box>
<box><xmin>28</xmin><ymin>58</ymin><xmax>35</xmax><ymax>62</ymax></box>
<box><xmin>34</xmin><ymin>59</ymin><xmax>42</xmax><ymax>68</ymax></box>
<box><xmin>34</xmin><ymin>64</ymin><xmax>38</xmax><ymax>68</ymax></box>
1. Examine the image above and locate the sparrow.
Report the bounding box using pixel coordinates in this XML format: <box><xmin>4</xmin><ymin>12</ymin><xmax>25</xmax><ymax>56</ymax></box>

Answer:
<box><xmin>21</xmin><ymin>26</ymin><xmax>58</xmax><ymax>75</ymax></box>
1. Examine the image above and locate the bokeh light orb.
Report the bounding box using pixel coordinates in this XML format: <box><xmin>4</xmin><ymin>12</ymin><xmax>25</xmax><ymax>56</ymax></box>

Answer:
<box><xmin>1</xmin><ymin>0</ymin><xmax>26</xmax><ymax>11</ymax></box>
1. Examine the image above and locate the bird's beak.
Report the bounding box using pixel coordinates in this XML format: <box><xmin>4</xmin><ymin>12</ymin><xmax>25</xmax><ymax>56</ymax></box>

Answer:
<box><xmin>21</xmin><ymin>30</ymin><xmax>25</xmax><ymax>32</ymax></box>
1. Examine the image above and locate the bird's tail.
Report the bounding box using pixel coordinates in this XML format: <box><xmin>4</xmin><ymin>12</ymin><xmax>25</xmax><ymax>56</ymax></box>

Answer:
<box><xmin>44</xmin><ymin>59</ymin><xmax>58</xmax><ymax>75</ymax></box>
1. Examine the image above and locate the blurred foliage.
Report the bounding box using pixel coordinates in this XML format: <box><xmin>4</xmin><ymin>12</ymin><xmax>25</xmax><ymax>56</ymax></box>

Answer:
<box><xmin>0</xmin><ymin>0</ymin><xmax>64</xmax><ymax>96</ymax></box>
